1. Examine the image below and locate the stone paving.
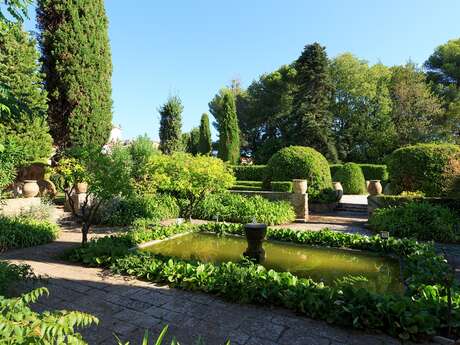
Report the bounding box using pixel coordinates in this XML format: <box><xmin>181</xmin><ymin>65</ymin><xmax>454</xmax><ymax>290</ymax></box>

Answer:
<box><xmin>0</xmin><ymin>218</ymin><xmax>438</xmax><ymax>345</ymax></box>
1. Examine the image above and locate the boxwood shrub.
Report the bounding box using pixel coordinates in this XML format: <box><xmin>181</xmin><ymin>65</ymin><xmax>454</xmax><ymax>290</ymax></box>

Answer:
<box><xmin>369</xmin><ymin>202</ymin><xmax>459</xmax><ymax>243</ymax></box>
<box><xmin>331</xmin><ymin>164</ymin><xmax>388</xmax><ymax>183</ymax></box>
<box><xmin>65</xmin><ymin>223</ymin><xmax>458</xmax><ymax>341</ymax></box>
<box><xmin>270</xmin><ymin>181</ymin><xmax>293</xmax><ymax>192</ymax></box>
<box><xmin>386</xmin><ymin>143</ymin><xmax>460</xmax><ymax>196</ymax></box>
<box><xmin>265</xmin><ymin>146</ymin><xmax>332</xmax><ymax>200</ymax></box>
<box><xmin>334</xmin><ymin>162</ymin><xmax>366</xmax><ymax>194</ymax></box>
<box><xmin>0</xmin><ymin>216</ymin><xmax>59</xmax><ymax>251</ymax></box>
<box><xmin>230</xmin><ymin>165</ymin><xmax>266</xmax><ymax>181</ymax></box>
<box><xmin>229</xmin><ymin>181</ymin><xmax>263</xmax><ymax>191</ymax></box>
<box><xmin>193</xmin><ymin>193</ymin><xmax>295</xmax><ymax>225</ymax></box>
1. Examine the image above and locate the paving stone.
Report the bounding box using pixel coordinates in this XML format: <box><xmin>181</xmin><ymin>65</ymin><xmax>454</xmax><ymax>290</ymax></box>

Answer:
<box><xmin>106</xmin><ymin>293</ymin><xmax>153</xmax><ymax>311</ymax></box>
<box><xmin>238</xmin><ymin>319</ymin><xmax>285</xmax><ymax>341</ymax></box>
<box><xmin>278</xmin><ymin>328</ymin><xmax>331</xmax><ymax>345</ymax></box>
<box><xmin>113</xmin><ymin>308</ymin><xmax>161</xmax><ymax>329</ymax></box>
<box><xmin>244</xmin><ymin>336</ymin><xmax>279</xmax><ymax>345</ymax></box>
<box><xmin>130</xmin><ymin>289</ymin><xmax>174</xmax><ymax>306</ymax></box>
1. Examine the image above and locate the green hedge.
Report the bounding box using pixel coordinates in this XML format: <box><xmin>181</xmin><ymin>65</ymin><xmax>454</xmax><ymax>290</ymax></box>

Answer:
<box><xmin>386</xmin><ymin>143</ymin><xmax>460</xmax><ymax>196</ymax></box>
<box><xmin>229</xmin><ymin>181</ymin><xmax>263</xmax><ymax>191</ymax></box>
<box><xmin>331</xmin><ymin>164</ymin><xmax>388</xmax><ymax>182</ymax></box>
<box><xmin>265</xmin><ymin>146</ymin><xmax>332</xmax><ymax>200</ymax></box>
<box><xmin>0</xmin><ymin>216</ymin><xmax>59</xmax><ymax>251</ymax></box>
<box><xmin>66</xmin><ymin>223</ymin><xmax>457</xmax><ymax>340</ymax></box>
<box><xmin>193</xmin><ymin>193</ymin><xmax>295</xmax><ymax>225</ymax></box>
<box><xmin>270</xmin><ymin>181</ymin><xmax>293</xmax><ymax>192</ymax></box>
<box><xmin>230</xmin><ymin>165</ymin><xmax>266</xmax><ymax>181</ymax></box>
<box><xmin>101</xmin><ymin>194</ymin><xmax>180</xmax><ymax>226</ymax></box>
<box><xmin>334</xmin><ymin>162</ymin><xmax>366</xmax><ymax>194</ymax></box>
<box><xmin>369</xmin><ymin>202</ymin><xmax>459</xmax><ymax>243</ymax></box>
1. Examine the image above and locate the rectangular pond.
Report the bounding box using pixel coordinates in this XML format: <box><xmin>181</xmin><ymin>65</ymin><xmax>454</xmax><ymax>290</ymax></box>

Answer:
<box><xmin>142</xmin><ymin>232</ymin><xmax>403</xmax><ymax>294</ymax></box>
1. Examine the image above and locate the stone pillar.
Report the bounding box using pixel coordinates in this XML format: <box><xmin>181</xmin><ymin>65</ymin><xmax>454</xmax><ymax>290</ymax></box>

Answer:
<box><xmin>290</xmin><ymin>179</ymin><xmax>309</xmax><ymax>222</ymax></box>
<box><xmin>64</xmin><ymin>192</ymin><xmax>88</xmax><ymax>213</ymax></box>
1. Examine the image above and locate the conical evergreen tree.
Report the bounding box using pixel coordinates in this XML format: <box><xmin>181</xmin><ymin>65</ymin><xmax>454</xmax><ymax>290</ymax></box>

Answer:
<box><xmin>292</xmin><ymin>43</ymin><xmax>337</xmax><ymax>162</ymax></box>
<box><xmin>198</xmin><ymin>113</ymin><xmax>212</xmax><ymax>155</ymax></box>
<box><xmin>37</xmin><ymin>0</ymin><xmax>113</xmax><ymax>150</ymax></box>
<box><xmin>209</xmin><ymin>89</ymin><xmax>240</xmax><ymax>163</ymax></box>
<box><xmin>159</xmin><ymin>96</ymin><xmax>183</xmax><ymax>155</ymax></box>
<box><xmin>0</xmin><ymin>22</ymin><xmax>52</xmax><ymax>162</ymax></box>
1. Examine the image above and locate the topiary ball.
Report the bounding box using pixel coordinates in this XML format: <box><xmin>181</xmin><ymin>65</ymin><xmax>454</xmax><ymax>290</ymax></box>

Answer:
<box><xmin>335</xmin><ymin>162</ymin><xmax>366</xmax><ymax>195</ymax></box>
<box><xmin>386</xmin><ymin>143</ymin><xmax>460</xmax><ymax>197</ymax></box>
<box><xmin>265</xmin><ymin>146</ymin><xmax>332</xmax><ymax>199</ymax></box>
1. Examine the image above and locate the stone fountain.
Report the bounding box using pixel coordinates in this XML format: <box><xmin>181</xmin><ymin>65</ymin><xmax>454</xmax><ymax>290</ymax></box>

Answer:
<box><xmin>243</xmin><ymin>222</ymin><xmax>267</xmax><ymax>263</ymax></box>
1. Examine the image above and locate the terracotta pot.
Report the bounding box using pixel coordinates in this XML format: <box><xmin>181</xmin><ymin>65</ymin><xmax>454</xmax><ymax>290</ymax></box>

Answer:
<box><xmin>367</xmin><ymin>180</ymin><xmax>383</xmax><ymax>196</ymax></box>
<box><xmin>292</xmin><ymin>179</ymin><xmax>308</xmax><ymax>194</ymax></box>
<box><xmin>22</xmin><ymin>180</ymin><xmax>39</xmax><ymax>198</ymax></box>
<box><xmin>332</xmin><ymin>181</ymin><xmax>343</xmax><ymax>202</ymax></box>
<box><xmin>75</xmin><ymin>182</ymin><xmax>88</xmax><ymax>194</ymax></box>
<box><xmin>366</xmin><ymin>180</ymin><xmax>370</xmax><ymax>188</ymax></box>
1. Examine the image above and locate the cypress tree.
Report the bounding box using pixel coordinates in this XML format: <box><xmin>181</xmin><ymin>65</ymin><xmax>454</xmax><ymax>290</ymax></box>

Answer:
<box><xmin>37</xmin><ymin>0</ymin><xmax>113</xmax><ymax>150</ymax></box>
<box><xmin>0</xmin><ymin>22</ymin><xmax>52</xmax><ymax>162</ymax></box>
<box><xmin>291</xmin><ymin>43</ymin><xmax>338</xmax><ymax>162</ymax></box>
<box><xmin>209</xmin><ymin>89</ymin><xmax>240</xmax><ymax>163</ymax></box>
<box><xmin>198</xmin><ymin>113</ymin><xmax>212</xmax><ymax>155</ymax></box>
<box><xmin>159</xmin><ymin>96</ymin><xmax>183</xmax><ymax>155</ymax></box>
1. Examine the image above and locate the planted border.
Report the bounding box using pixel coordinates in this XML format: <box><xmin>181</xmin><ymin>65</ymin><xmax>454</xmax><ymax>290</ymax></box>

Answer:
<box><xmin>65</xmin><ymin>223</ymin><xmax>457</xmax><ymax>341</ymax></box>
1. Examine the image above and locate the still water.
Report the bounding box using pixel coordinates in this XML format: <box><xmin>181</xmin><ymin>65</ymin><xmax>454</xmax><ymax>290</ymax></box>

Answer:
<box><xmin>142</xmin><ymin>232</ymin><xmax>403</xmax><ymax>294</ymax></box>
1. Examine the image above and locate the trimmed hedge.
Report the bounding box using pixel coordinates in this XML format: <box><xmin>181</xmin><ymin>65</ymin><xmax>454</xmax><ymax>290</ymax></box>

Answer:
<box><xmin>0</xmin><ymin>216</ymin><xmax>59</xmax><ymax>251</ymax></box>
<box><xmin>369</xmin><ymin>195</ymin><xmax>460</xmax><ymax>215</ymax></box>
<box><xmin>231</xmin><ymin>165</ymin><xmax>266</xmax><ymax>181</ymax></box>
<box><xmin>270</xmin><ymin>181</ymin><xmax>293</xmax><ymax>192</ymax></box>
<box><xmin>265</xmin><ymin>146</ymin><xmax>332</xmax><ymax>200</ymax></box>
<box><xmin>66</xmin><ymin>223</ymin><xmax>458</xmax><ymax>340</ymax></box>
<box><xmin>369</xmin><ymin>202</ymin><xmax>459</xmax><ymax>243</ymax></box>
<box><xmin>331</xmin><ymin>164</ymin><xmax>388</xmax><ymax>182</ymax></box>
<box><xmin>334</xmin><ymin>162</ymin><xmax>366</xmax><ymax>194</ymax></box>
<box><xmin>386</xmin><ymin>143</ymin><xmax>460</xmax><ymax>196</ymax></box>
<box><xmin>193</xmin><ymin>193</ymin><xmax>295</xmax><ymax>225</ymax></box>
<box><xmin>229</xmin><ymin>181</ymin><xmax>263</xmax><ymax>191</ymax></box>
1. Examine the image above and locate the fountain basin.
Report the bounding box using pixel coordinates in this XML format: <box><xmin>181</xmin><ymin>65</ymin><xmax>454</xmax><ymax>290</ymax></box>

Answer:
<box><xmin>141</xmin><ymin>232</ymin><xmax>403</xmax><ymax>294</ymax></box>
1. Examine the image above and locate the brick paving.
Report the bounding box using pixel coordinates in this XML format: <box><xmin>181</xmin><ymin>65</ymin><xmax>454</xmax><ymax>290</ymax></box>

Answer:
<box><xmin>0</xmin><ymin>220</ymin><xmax>437</xmax><ymax>345</ymax></box>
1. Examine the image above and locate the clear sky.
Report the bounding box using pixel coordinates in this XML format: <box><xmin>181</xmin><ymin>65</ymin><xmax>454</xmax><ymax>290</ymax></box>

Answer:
<box><xmin>25</xmin><ymin>0</ymin><xmax>460</xmax><ymax>141</ymax></box>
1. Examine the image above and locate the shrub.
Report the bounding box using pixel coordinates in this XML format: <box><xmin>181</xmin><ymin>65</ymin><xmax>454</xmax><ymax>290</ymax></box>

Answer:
<box><xmin>0</xmin><ymin>140</ymin><xmax>23</xmax><ymax>197</ymax></box>
<box><xmin>0</xmin><ymin>261</ymin><xmax>33</xmax><ymax>296</ymax></box>
<box><xmin>0</xmin><ymin>287</ymin><xmax>98</xmax><ymax>344</ymax></box>
<box><xmin>334</xmin><ymin>162</ymin><xmax>366</xmax><ymax>194</ymax></box>
<box><xmin>0</xmin><ymin>216</ymin><xmax>59</xmax><ymax>251</ymax></box>
<box><xmin>270</xmin><ymin>181</ymin><xmax>293</xmax><ymax>192</ymax></box>
<box><xmin>230</xmin><ymin>165</ymin><xmax>266</xmax><ymax>181</ymax></box>
<box><xmin>359</xmin><ymin>164</ymin><xmax>389</xmax><ymax>182</ymax></box>
<box><xmin>265</xmin><ymin>146</ymin><xmax>332</xmax><ymax>200</ymax></box>
<box><xmin>386</xmin><ymin>143</ymin><xmax>460</xmax><ymax>196</ymax></box>
<box><xmin>101</xmin><ymin>194</ymin><xmax>180</xmax><ymax>226</ymax></box>
<box><xmin>369</xmin><ymin>202</ymin><xmax>459</xmax><ymax>242</ymax></box>
<box><xmin>193</xmin><ymin>193</ymin><xmax>295</xmax><ymax>225</ymax></box>
<box><xmin>229</xmin><ymin>181</ymin><xmax>263</xmax><ymax>191</ymax></box>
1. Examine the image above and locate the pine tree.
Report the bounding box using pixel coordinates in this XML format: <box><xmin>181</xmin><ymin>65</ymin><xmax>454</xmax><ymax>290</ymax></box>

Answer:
<box><xmin>209</xmin><ymin>89</ymin><xmax>240</xmax><ymax>163</ymax></box>
<box><xmin>37</xmin><ymin>0</ymin><xmax>113</xmax><ymax>150</ymax></box>
<box><xmin>198</xmin><ymin>113</ymin><xmax>212</xmax><ymax>155</ymax></box>
<box><xmin>0</xmin><ymin>22</ymin><xmax>52</xmax><ymax>162</ymax></box>
<box><xmin>291</xmin><ymin>43</ymin><xmax>337</xmax><ymax>162</ymax></box>
<box><xmin>159</xmin><ymin>96</ymin><xmax>183</xmax><ymax>155</ymax></box>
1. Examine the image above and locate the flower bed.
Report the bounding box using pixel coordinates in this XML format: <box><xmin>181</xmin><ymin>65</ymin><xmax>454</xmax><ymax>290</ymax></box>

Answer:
<box><xmin>65</xmin><ymin>223</ymin><xmax>458</xmax><ymax>341</ymax></box>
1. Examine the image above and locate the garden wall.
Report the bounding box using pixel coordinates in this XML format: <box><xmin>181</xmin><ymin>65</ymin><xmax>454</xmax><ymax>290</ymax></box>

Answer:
<box><xmin>0</xmin><ymin>197</ymin><xmax>41</xmax><ymax>217</ymax></box>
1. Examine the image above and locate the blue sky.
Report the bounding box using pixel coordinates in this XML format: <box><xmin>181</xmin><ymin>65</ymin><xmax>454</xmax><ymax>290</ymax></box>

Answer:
<box><xmin>25</xmin><ymin>0</ymin><xmax>460</xmax><ymax>141</ymax></box>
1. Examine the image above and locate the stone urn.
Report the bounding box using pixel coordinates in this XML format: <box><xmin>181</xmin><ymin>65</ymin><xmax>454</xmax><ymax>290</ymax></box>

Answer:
<box><xmin>75</xmin><ymin>182</ymin><xmax>88</xmax><ymax>194</ymax></box>
<box><xmin>332</xmin><ymin>182</ymin><xmax>343</xmax><ymax>202</ymax></box>
<box><xmin>22</xmin><ymin>180</ymin><xmax>39</xmax><ymax>198</ymax></box>
<box><xmin>368</xmin><ymin>180</ymin><xmax>383</xmax><ymax>196</ymax></box>
<box><xmin>243</xmin><ymin>223</ymin><xmax>267</xmax><ymax>263</ymax></box>
<box><xmin>366</xmin><ymin>180</ymin><xmax>370</xmax><ymax>189</ymax></box>
<box><xmin>292</xmin><ymin>179</ymin><xmax>308</xmax><ymax>195</ymax></box>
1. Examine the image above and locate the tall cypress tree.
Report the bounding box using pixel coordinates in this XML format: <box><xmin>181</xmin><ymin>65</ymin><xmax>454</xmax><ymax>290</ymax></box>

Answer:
<box><xmin>291</xmin><ymin>43</ymin><xmax>337</xmax><ymax>162</ymax></box>
<box><xmin>0</xmin><ymin>22</ymin><xmax>52</xmax><ymax>162</ymax></box>
<box><xmin>159</xmin><ymin>96</ymin><xmax>183</xmax><ymax>155</ymax></box>
<box><xmin>198</xmin><ymin>113</ymin><xmax>212</xmax><ymax>155</ymax></box>
<box><xmin>209</xmin><ymin>88</ymin><xmax>240</xmax><ymax>163</ymax></box>
<box><xmin>37</xmin><ymin>0</ymin><xmax>113</xmax><ymax>150</ymax></box>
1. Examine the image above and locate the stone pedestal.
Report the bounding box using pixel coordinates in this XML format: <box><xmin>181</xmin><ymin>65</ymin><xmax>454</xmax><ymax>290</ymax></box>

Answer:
<box><xmin>291</xmin><ymin>193</ymin><xmax>309</xmax><ymax>222</ymax></box>
<box><xmin>243</xmin><ymin>223</ymin><xmax>267</xmax><ymax>263</ymax></box>
<box><xmin>64</xmin><ymin>192</ymin><xmax>88</xmax><ymax>213</ymax></box>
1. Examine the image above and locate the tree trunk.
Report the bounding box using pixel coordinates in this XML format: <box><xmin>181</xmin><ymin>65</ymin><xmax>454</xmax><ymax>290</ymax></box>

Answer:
<box><xmin>82</xmin><ymin>223</ymin><xmax>90</xmax><ymax>244</ymax></box>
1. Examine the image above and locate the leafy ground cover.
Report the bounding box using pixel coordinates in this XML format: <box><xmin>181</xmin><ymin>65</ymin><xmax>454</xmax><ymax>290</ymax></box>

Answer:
<box><xmin>65</xmin><ymin>223</ymin><xmax>458</xmax><ymax>341</ymax></box>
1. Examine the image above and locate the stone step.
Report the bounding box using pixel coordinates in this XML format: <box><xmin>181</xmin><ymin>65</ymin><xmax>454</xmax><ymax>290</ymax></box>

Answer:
<box><xmin>336</xmin><ymin>202</ymin><xmax>368</xmax><ymax>214</ymax></box>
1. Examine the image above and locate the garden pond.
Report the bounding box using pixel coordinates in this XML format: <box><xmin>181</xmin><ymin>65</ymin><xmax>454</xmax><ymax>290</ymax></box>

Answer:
<box><xmin>142</xmin><ymin>232</ymin><xmax>403</xmax><ymax>294</ymax></box>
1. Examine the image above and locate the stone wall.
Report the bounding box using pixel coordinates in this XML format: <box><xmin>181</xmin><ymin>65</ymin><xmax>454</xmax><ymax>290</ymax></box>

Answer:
<box><xmin>0</xmin><ymin>197</ymin><xmax>41</xmax><ymax>217</ymax></box>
